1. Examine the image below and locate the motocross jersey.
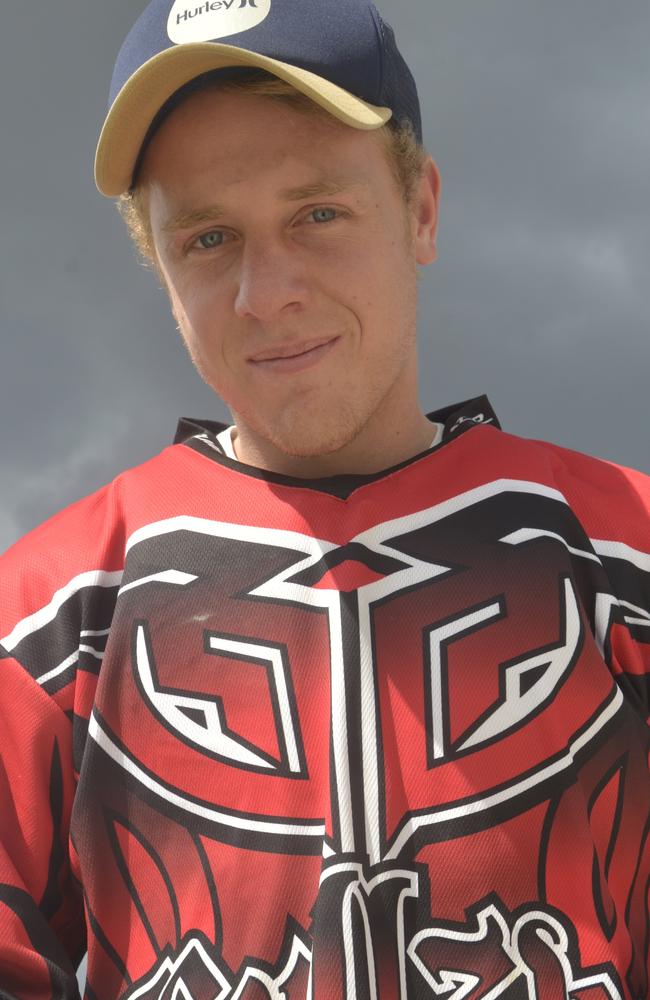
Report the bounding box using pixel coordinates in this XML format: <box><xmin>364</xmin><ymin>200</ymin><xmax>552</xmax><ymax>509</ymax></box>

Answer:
<box><xmin>0</xmin><ymin>396</ymin><xmax>648</xmax><ymax>999</ymax></box>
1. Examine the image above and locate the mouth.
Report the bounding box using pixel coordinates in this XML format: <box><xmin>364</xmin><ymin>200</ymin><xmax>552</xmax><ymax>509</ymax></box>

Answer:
<box><xmin>248</xmin><ymin>336</ymin><xmax>340</xmax><ymax>373</ymax></box>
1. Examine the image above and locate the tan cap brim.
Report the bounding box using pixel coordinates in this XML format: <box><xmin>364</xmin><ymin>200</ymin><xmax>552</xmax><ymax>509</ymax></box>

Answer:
<box><xmin>94</xmin><ymin>42</ymin><xmax>392</xmax><ymax>197</ymax></box>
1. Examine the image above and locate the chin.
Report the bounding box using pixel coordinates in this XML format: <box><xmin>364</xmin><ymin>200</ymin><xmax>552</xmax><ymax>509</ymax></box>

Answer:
<box><xmin>270</xmin><ymin>424</ymin><xmax>358</xmax><ymax>459</ymax></box>
<box><xmin>248</xmin><ymin>401</ymin><xmax>368</xmax><ymax>460</ymax></box>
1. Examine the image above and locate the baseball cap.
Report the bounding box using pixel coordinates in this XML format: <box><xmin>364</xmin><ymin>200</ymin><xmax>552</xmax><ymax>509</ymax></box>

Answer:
<box><xmin>95</xmin><ymin>0</ymin><xmax>422</xmax><ymax>197</ymax></box>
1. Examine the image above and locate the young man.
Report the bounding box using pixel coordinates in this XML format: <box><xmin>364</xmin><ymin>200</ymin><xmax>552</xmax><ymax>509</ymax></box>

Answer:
<box><xmin>0</xmin><ymin>0</ymin><xmax>648</xmax><ymax>997</ymax></box>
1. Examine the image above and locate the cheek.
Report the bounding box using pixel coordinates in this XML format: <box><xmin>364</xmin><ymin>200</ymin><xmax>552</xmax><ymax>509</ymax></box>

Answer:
<box><xmin>168</xmin><ymin>277</ymin><xmax>219</xmax><ymax>343</ymax></box>
<box><xmin>361</xmin><ymin>249</ymin><xmax>417</xmax><ymax>323</ymax></box>
<box><xmin>165</xmin><ymin>283</ymin><xmax>214</xmax><ymax>367</ymax></box>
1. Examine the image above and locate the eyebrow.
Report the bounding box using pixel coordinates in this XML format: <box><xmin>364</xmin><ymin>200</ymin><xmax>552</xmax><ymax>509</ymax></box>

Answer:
<box><xmin>161</xmin><ymin>175</ymin><xmax>367</xmax><ymax>233</ymax></box>
<box><xmin>162</xmin><ymin>205</ymin><xmax>227</xmax><ymax>234</ymax></box>
<box><xmin>279</xmin><ymin>175</ymin><xmax>367</xmax><ymax>201</ymax></box>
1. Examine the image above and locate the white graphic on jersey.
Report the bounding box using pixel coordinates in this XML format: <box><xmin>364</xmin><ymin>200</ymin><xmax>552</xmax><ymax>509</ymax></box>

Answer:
<box><xmin>118</xmin><ymin>569</ymin><xmax>197</xmax><ymax>597</ymax></box>
<box><xmin>593</xmin><ymin>538</ymin><xmax>650</xmax><ymax>573</ymax></box>
<box><xmin>248</xmin><ymin>523</ymin><xmax>450</xmax><ymax>862</ymax></box>
<box><xmin>127</xmin><ymin>891</ymin><xmax>623</xmax><ymax>1000</ymax></box>
<box><xmin>133</xmin><ymin>624</ymin><xmax>303</xmax><ymax>773</ymax></box>
<box><xmin>208</xmin><ymin>634</ymin><xmax>303</xmax><ymax>772</ymax></box>
<box><xmin>125</xmin><ymin>512</ymin><xmax>449</xmax><ymax>856</ymax></box>
<box><xmin>427</xmin><ymin>601</ymin><xmax>505</xmax><ymax>760</ymax></box>
<box><xmin>500</xmin><ymin>527</ymin><xmax>603</xmax><ymax>564</ymax></box>
<box><xmin>457</xmin><ymin>576</ymin><xmax>581</xmax><ymax>752</ymax></box>
<box><xmin>409</xmin><ymin>901</ymin><xmax>622</xmax><ymax>1000</ymax></box>
<box><xmin>126</xmin><ymin>936</ymin><xmax>230</xmax><ymax>1000</ymax></box>
<box><xmin>136</xmin><ymin>624</ymin><xmax>286</xmax><ymax>769</ymax></box>
<box><xmin>89</xmin><ymin>711</ymin><xmax>326</xmax><ymax>840</ymax></box>
<box><xmin>36</xmin><ymin>642</ymin><xmax>104</xmax><ymax>687</ymax></box>
<box><xmin>230</xmin><ymin>932</ymin><xmax>312</xmax><ymax>1000</ymax></box>
<box><xmin>502</xmin><ymin>524</ymin><xmax>650</xmax><ymax>654</ymax></box>
<box><xmin>168</xmin><ymin>0</ymin><xmax>271</xmax><ymax>45</ymax></box>
<box><xmin>594</xmin><ymin>593</ymin><xmax>650</xmax><ymax>657</ymax></box>
<box><xmin>101</xmin><ymin>479</ymin><xmax>632</xmax><ymax>861</ymax></box>
<box><xmin>320</xmin><ymin>863</ymin><xmax>419</xmax><ymax>1000</ymax></box>
<box><xmin>385</xmin><ymin>685</ymin><xmax>622</xmax><ymax>861</ymax></box>
<box><xmin>1</xmin><ymin>569</ymin><xmax>122</xmax><ymax>651</ymax></box>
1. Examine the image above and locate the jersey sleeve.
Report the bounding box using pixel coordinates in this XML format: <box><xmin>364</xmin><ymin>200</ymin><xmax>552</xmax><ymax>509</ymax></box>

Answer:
<box><xmin>0</xmin><ymin>482</ymin><xmax>125</xmax><ymax>998</ymax></box>
<box><xmin>552</xmin><ymin>446</ymin><xmax>650</xmax><ymax>722</ymax></box>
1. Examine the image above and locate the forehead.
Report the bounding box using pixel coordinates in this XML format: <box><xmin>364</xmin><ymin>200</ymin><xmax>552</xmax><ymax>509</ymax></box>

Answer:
<box><xmin>139</xmin><ymin>84</ymin><xmax>392</xmax><ymax>193</ymax></box>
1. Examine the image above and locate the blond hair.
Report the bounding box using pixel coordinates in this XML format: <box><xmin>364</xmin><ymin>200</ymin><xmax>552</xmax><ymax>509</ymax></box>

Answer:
<box><xmin>118</xmin><ymin>71</ymin><xmax>427</xmax><ymax>264</ymax></box>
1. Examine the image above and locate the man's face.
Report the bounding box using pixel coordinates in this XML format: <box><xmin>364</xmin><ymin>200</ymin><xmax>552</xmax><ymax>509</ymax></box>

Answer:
<box><xmin>141</xmin><ymin>88</ymin><xmax>439</xmax><ymax>465</ymax></box>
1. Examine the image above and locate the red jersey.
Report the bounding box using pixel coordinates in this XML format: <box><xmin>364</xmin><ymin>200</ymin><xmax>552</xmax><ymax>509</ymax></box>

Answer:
<box><xmin>1</xmin><ymin>396</ymin><xmax>648</xmax><ymax>999</ymax></box>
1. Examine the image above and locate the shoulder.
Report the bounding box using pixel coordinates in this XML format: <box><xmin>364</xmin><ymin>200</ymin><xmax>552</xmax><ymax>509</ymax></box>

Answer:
<box><xmin>0</xmin><ymin>442</ymin><xmax>197</xmax><ymax>629</ymax></box>
<box><xmin>486</xmin><ymin>424</ymin><xmax>650</xmax><ymax>546</ymax></box>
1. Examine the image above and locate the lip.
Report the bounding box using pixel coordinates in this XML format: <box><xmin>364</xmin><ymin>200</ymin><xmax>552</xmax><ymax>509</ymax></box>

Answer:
<box><xmin>248</xmin><ymin>336</ymin><xmax>340</xmax><ymax>373</ymax></box>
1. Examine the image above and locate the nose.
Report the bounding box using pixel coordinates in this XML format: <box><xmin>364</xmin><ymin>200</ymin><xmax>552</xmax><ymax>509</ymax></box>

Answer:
<box><xmin>234</xmin><ymin>238</ymin><xmax>308</xmax><ymax>322</ymax></box>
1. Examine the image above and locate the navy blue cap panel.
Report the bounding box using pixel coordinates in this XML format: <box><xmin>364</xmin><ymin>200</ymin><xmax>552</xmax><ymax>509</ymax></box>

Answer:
<box><xmin>220</xmin><ymin>0</ymin><xmax>383</xmax><ymax>105</ymax></box>
<box><xmin>374</xmin><ymin>13</ymin><xmax>422</xmax><ymax>141</ymax></box>
<box><xmin>109</xmin><ymin>1</ymin><xmax>173</xmax><ymax>106</ymax></box>
<box><xmin>110</xmin><ymin>0</ymin><xmax>384</xmax><ymax>107</ymax></box>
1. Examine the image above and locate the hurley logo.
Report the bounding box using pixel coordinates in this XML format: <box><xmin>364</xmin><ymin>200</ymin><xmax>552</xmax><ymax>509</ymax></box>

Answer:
<box><xmin>168</xmin><ymin>0</ymin><xmax>271</xmax><ymax>44</ymax></box>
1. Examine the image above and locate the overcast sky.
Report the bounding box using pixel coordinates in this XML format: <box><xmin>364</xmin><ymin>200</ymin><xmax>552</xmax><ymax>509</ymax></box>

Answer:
<box><xmin>1</xmin><ymin>0</ymin><xmax>649</xmax><ymax>554</ymax></box>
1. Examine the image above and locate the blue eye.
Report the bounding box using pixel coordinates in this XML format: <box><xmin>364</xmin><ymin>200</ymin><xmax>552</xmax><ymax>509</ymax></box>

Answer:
<box><xmin>310</xmin><ymin>208</ymin><xmax>337</xmax><ymax>223</ymax></box>
<box><xmin>197</xmin><ymin>230</ymin><xmax>225</xmax><ymax>249</ymax></box>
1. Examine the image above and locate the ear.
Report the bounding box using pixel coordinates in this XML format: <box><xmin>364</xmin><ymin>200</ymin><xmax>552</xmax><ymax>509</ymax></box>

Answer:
<box><xmin>413</xmin><ymin>156</ymin><xmax>441</xmax><ymax>266</ymax></box>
